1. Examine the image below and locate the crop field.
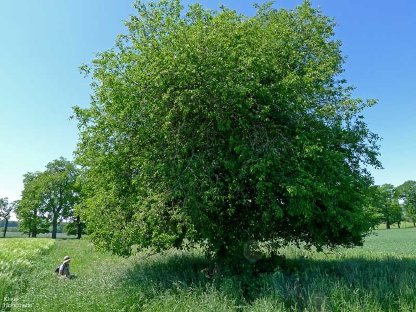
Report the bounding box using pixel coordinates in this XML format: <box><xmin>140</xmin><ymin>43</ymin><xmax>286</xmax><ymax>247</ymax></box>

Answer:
<box><xmin>2</xmin><ymin>228</ymin><xmax>416</xmax><ymax>311</ymax></box>
<box><xmin>0</xmin><ymin>239</ymin><xmax>54</xmax><ymax>311</ymax></box>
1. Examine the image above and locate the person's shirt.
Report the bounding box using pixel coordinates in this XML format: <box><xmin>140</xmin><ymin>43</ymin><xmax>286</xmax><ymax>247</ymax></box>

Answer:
<box><xmin>58</xmin><ymin>262</ymin><xmax>70</xmax><ymax>277</ymax></box>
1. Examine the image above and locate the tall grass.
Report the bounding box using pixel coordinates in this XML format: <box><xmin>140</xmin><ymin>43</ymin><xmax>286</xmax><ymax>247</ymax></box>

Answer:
<box><xmin>9</xmin><ymin>228</ymin><xmax>416</xmax><ymax>311</ymax></box>
<box><xmin>0</xmin><ymin>238</ymin><xmax>54</xmax><ymax>310</ymax></box>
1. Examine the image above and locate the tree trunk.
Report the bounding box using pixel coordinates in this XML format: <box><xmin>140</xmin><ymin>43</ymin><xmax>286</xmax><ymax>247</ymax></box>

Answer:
<box><xmin>52</xmin><ymin>212</ymin><xmax>58</xmax><ymax>239</ymax></box>
<box><xmin>397</xmin><ymin>222</ymin><xmax>401</xmax><ymax>228</ymax></box>
<box><xmin>32</xmin><ymin>223</ymin><xmax>37</xmax><ymax>238</ymax></box>
<box><xmin>2</xmin><ymin>219</ymin><xmax>8</xmax><ymax>238</ymax></box>
<box><xmin>32</xmin><ymin>209</ymin><xmax>37</xmax><ymax>237</ymax></box>
<box><xmin>413</xmin><ymin>220</ymin><xmax>415</xmax><ymax>227</ymax></box>
<box><xmin>386</xmin><ymin>220</ymin><xmax>390</xmax><ymax>229</ymax></box>
<box><xmin>76</xmin><ymin>215</ymin><xmax>82</xmax><ymax>239</ymax></box>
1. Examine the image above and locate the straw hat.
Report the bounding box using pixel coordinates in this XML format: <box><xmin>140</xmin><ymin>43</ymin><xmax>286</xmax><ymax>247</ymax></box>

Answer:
<box><xmin>63</xmin><ymin>256</ymin><xmax>71</xmax><ymax>263</ymax></box>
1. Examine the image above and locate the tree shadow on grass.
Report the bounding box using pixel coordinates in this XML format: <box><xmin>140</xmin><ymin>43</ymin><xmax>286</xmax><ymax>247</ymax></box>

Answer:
<box><xmin>117</xmin><ymin>250</ymin><xmax>416</xmax><ymax>311</ymax></box>
<box><xmin>272</xmin><ymin>255</ymin><xmax>416</xmax><ymax>311</ymax></box>
<box><xmin>119</xmin><ymin>250</ymin><xmax>211</xmax><ymax>291</ymax></box>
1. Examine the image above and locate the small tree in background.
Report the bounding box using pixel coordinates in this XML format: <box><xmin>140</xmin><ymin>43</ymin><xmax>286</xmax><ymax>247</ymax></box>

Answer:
<box><xmin>0</xmin><ymin>197</ymin><xmax>17</xmax><ymax>238</ymax></box>
<box><xmin>65</xmin><ymin>215</ymin><xmax>87</xmax><ymax>239</ymax></box>
<box><xmin>375</xmin><ymin>184</ymin><xmax>402</xmax><ymax>229</ymax></box>
<box><xmin>365</xmin><ymin>185</ymin><xmax>384</xmax><ymax>229</ymax></box>
<box><xmin>64</xmin><ymin>169</ymin><xmax>87</xmax><ymax>239</ymax></box>
<box><xmin>396</xmin><ymin>180</ymin><xmax>416</xmax><ymax>227</ymax></box>
<box><xmin>16</xmin><ymin>173</ymin><xmax>50</xmax><ymax>237</ymax></box>
<box><xmin>41</xmin><ymin>158</ymin><xmax>79</xmax><ymax>239</ymax></box>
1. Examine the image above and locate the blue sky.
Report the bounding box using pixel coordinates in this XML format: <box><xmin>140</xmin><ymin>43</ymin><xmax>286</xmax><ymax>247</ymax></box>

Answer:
<box><xmin>0</xmin><ymin>0</ymin><xmax>415</xmax><ymax>202</ymax></box>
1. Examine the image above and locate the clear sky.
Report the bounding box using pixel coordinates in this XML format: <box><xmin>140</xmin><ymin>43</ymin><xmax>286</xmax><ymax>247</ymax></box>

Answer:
<box><xmin>1</xmin><ymin>0</ymin><xmax>415</xmax><ymax>203</ymax></box>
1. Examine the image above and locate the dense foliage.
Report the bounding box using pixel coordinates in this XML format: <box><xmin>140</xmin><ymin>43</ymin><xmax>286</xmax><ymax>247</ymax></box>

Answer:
<box><xmin>74</xmin><ymin>0</ymin><xmax>380</xmax><ymax>260</ymax></box>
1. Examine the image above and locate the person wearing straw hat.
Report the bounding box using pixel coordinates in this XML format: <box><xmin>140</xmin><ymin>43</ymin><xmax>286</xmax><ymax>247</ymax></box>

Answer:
<box><xmin>57</xmin><ymin>256</ymin><xmax>71</xmax><ymax>278</ymax></box>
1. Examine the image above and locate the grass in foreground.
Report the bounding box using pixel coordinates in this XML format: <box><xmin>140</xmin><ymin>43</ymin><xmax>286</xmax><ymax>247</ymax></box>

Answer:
<box><xmin>0</xmin><ymin>238</ymin><xmax>54</xmax><ymax>310</ymax></box>
<box><xmin>8</xmin><ymin>228</ymin><xmax>416</xmax><ymax>311</ymax></box>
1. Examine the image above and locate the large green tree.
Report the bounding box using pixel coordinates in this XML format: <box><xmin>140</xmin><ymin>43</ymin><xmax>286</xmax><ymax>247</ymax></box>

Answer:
<box><xmin>74</xmin><ymin>0</ymin><xmax>380</xmax><ymax>261</ymax></box>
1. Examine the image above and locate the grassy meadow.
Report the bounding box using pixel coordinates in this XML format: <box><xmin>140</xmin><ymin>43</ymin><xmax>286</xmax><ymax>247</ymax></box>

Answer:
<box><xmin>2</xmin><ymin>228</ymin><xmax>416</xmax><ymax>311</ymax></box>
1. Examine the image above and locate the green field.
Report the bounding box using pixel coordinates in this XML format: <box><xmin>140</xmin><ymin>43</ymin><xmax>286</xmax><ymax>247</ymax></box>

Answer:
<box><xmin>2</xmin><ymin>228</ymin><xmax>416</xmax><ymax>311</ymax></box>
<box><xmin>0</xmin><ymin>239</ymin><xmax>54</xmax><ymax>310</ymax></box>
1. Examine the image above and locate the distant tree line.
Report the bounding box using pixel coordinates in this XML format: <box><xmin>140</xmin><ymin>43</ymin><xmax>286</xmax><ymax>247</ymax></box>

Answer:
<box><xmin>12</xmin><ymin>157</ymin><xmax>86</xmax><ymax>239</ymax></box>
<box><xmin>0</xmin><ymin>219</ymin><xmax>74</xmax><ymax>236</ymax></box>
<box><xmin>369</xmin><ymin>181</ymin><xmax>416</xmax><ymax>229</ymax></box>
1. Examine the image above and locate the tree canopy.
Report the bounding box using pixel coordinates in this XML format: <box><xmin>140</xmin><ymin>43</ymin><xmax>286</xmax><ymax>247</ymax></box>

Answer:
<box><xmin>74</xmin><ymin>0</ymin><xmax>380</xmax><ymax>261</ymax></box>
